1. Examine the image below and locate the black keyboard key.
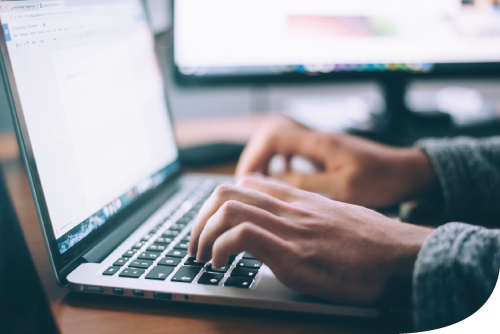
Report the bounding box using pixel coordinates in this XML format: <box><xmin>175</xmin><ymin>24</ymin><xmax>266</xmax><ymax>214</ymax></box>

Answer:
<box><xmin>103</xmin><ymin>266</ymin><xmax>120</xmax><ymax>276</ymax></box>
<box><xmin>137</xmin><ymin>251</ymin><xmax>161</xmax><ymax>260</ymax></box>
<box><xmin>171</xmin><ymin>223</ymin><xmax>186</xmax><ymax>230</ymax></box>
<box><xmin>113</xmin><ymin>258</ymin><xmax>127</xmax><ymax>267</ymax></box>
<box><xmin>119</xmin><ymin>268</ymin><xmax>145</xmax><ymax>278</ymax></box>
<box><xmin>122</xmin><ymin>249</ymin><xmax>137</xmax><ymax>258</ymax></box>
<box><xmin>228</xmin><ymin>254</ymin><xmax>238</xmax><ymax>263</ymax></box>
<box><xmin>129</xmin><ymin>259</ymin><xmax>154</xmax><ymax>269</ymax></box>
<box><xmin>145</xmin><ymin>266</ymin><xmax>175</xmax><ymax>280</ymax></box>
<box><xmin>180</xmin><ymin>214</ymin><xmax>193</xmax><ymax>221</ymax></box>
<box><xmin>181</xmin><ymin>236</ymin><xmax>191</xmax><ymax>243</ymax></box>
<box><xmin>169</xmin><ymin>228</ymin><xmax>183</xmax><ymax>234</ymax></box>
<box><xmin>147</xmin><ymin>244</ymin><xmax>167</xmax><ymax>252</ymax></box>
<box><xmin>184</xmin><ymin>211</ymin><xmax>197</xmax><ymax>219</ymax></box>
<box><xmin>166</xmin><ymin>249</ymin><xmax>187</xmax><ymax>258</ymax></box>
<box><xmin>237</xmin><ymin>259</ymin><xmax>262</xmax><ymax>269</ymax></box>
<box><xmin>175</xmin><ymin>218</ymin><xmax>190</xmax><ymax>226</ymax></box>
<box><xmin>174</xmin><ymin>242</ymin><xmax>189</xmax><ymax>250</ymax></box>
<box><xmin>242</xmin><ymin>252</ymin><xmax>256</xmax><ymax>259</ymax></box>
<box><xmin>132</xmin><ymin>241</ymin><xmax>145</xmax><ymax>249</ymax></box>
<box><xmin>231</xmin><ymin>267</ymin><xmax>259</xmax><ymax>278</ymax></box>
<box><xmin>171</xmin><ymin>266</ymin><xmax>202</xmax><ymax>283</ymax></box>
<box><xmin>155</xmin><ymin>237</ymin><xmax>173</xmax><ymax>245</ymax></box>
<box><xmin>184</xmin><ymin>257</ymin><xmax>205</xmax><ymax>267</ymax></box>
<box><xmin>197</xmin><ymin>272</ymin><xmax>223</xmax><ymax>285</ymax></box>
<box><xmin>149</xmin><ymin>227</ymin><xmax>160</xmax><ymax>234</ymax></box>
<box><xmin>224</xmin><ymin>277</ymin><xmax>253</xmax><ymax>288</ymax></box>
<box><xmin>158</xmin><ymin>257</ymin><xmax>182</xmax><ymax>266</ymax></box>
<box><xmin>206</xmin><ymin>263</ymin><xmax>230</xmax><ymax>273</ymax></box>
<box><xmin>162</xmin><ymin>230</ymin><xmax>179</xmax><ymax>237</ymax></box>
<box><xmin>141</xmin><ymin>233</ymin><xmax>154</xmax><ymax>242</ymax></box>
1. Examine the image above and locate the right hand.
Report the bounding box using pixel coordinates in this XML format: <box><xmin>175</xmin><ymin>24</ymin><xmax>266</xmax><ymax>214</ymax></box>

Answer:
<box><xmin>189</xmin><ymin>174</ymin><xmax>433</xmax><ymax>305</ymax></box>
<box><xmin>236</xmin><ymin>116</ymin><xmax>437</xmax><ymax>208</ymax></box>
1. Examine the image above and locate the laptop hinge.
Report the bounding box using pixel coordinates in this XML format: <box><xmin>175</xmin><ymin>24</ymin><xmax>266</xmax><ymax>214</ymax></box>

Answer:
<box><xmin>81</xmin><ymin>180</ymin><xmax>181</xmax><ymax>263</ymax></box>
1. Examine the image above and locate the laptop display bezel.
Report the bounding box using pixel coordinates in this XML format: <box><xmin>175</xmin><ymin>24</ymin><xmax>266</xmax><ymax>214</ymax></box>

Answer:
<box><xmin>0</xmin><ymin>0</ymin><xmax>183</xmax><ymax>286</ymax></box>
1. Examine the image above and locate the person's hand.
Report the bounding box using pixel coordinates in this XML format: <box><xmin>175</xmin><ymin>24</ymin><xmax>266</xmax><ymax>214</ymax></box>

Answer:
<box><xmin>236</xmin><ymin>116</ymin><xmax>437</xmax><ymax>208</ymax></box>
<box><xmin>189</xmin><ymin>174</ymin><xmax>433</xmax><ymax>305</ymax></box>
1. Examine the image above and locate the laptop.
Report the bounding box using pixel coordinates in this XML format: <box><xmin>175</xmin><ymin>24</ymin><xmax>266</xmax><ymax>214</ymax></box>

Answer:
<box><xmin>0</xmin><ymin>164</ymin><xmax>59</xmax><ymax>334</ymax></box>
<box><xmin>0</xmin><ymin>0</ymin><xmax>377</xmax><ymax>317</ymax></box>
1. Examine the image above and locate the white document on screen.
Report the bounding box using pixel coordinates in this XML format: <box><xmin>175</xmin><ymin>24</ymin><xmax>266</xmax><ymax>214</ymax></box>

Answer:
<box><xmin>51</xmin><ymin>29</ymin><xmax>155</xmax><ymax>203</ymax></box>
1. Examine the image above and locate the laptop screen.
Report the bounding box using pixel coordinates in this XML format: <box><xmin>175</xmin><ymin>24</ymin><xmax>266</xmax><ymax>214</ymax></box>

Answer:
<box><xmin>0</xmin><ymin>0</ymin><xmax>180</xmax><ymax>254</ymax></box>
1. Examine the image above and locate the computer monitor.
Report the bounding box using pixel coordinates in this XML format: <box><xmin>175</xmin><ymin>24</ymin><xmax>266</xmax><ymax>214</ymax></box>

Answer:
<box><xmin>173</xmin><ymin>0</ymin><xmax>500</xmax><ymax>134</ymax></box>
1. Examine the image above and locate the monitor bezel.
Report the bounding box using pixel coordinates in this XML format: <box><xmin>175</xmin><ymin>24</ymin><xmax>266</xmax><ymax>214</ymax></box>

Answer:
<box><xmin>0</xmin><ymin>0</ymin><xmax>183</xmax><ymax>286</ymax></box>
<box><xmin>171</xmin><ymin>0</ymin><xmax>500</xmax><ymax>87</ymax></box>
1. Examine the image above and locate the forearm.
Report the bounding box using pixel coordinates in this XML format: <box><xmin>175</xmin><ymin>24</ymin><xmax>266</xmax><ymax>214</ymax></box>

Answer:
<box><xmin>412</xmin><ymin>222</ymin><xmax>500</xmax><ymax>331</ymax></box>
<box><xmin>416</xmin><ymin>136</ymin><xmax>500</xmax><ymax>220</ymax></box>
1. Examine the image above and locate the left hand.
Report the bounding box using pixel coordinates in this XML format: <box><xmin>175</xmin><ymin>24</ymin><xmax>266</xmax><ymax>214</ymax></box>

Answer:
<box><xmin>188</xmin><ymin>174</ymin><xmax>433</xmax><ymax>305</ymax></box>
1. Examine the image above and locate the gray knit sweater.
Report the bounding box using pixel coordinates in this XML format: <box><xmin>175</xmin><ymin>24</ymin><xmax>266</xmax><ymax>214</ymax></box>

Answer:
<box><xmin>413</xmin><ymin>137</ymin><xmax>500</xmax><ymax>331</ymax></box>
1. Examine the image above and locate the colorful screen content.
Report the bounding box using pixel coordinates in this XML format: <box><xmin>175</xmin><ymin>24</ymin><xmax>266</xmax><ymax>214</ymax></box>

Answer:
<box><xmin>1</xmin><ymin>0</ymin><xmax>180</xmax><ymax>254</ymax></box>
<box><xmin>174</xmin><ymin>0</ymin><xmax>500</xmax><ymax>77</ymax></box>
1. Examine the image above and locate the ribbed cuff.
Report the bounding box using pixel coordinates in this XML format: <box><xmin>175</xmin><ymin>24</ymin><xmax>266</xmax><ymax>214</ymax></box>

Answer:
<box><xmin>412</xmin><ymin>222</ymin><xmax>499</xmax><ymax>332</ymax></box>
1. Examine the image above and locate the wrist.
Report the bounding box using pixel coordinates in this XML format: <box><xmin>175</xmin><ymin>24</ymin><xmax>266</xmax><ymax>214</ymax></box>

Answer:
<box><xmin>397</xmin><ymin>148</ymin><xmax>438</xmax><ymax>201</ymax></box>
<box><xmin>381</xmin><ymin>223</ymin><xmax>433</xmax><ymax>307</ymax></box>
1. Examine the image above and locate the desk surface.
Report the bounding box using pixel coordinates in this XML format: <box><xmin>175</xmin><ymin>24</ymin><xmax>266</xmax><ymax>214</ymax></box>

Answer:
<box><xmin>0</xmin><ymin>116</ymin><xmax>383</xmax><ymax>334</ymax></box>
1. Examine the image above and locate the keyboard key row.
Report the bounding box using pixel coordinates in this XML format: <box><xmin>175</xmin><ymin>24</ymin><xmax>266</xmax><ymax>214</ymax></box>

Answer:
<box><xmin>137</xmin><ymin>251</ymin><xmax>161</xmax><ymax>260</ymax></box>
<box><xmin>106</xmin><ymin>255</ymin><xmax>260</xmax><ymax>289</ymax></box>
<box><xmin>237</xmin><ymin>259</ymin><xmax>261</xmax><ymax>269</ymax></box>
<box><xmin>129</xmin><ymin>259</ymin><xmax>154</xmax><ymax>269</ymax></box>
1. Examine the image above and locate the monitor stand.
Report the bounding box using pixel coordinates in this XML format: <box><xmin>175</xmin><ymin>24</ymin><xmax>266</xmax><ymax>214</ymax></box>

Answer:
<box><xmin>350</xmin><ymin>74</ymin><xmax>500</xmax><ymax>147</ymax></box>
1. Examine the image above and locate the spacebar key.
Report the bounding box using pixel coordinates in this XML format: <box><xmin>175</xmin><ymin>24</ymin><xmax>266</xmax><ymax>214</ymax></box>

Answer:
<box><xmin>171</xmin><ymin>266</ymin><xmax>202</xmax><ymax>283</ymax></box>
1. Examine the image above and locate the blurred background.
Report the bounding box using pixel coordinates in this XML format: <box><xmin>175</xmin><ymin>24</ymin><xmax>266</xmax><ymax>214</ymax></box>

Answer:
<box><xmin>1</xmin><ymin>0</ymin><xmax>500</xmax><ymax>136</ymax></box>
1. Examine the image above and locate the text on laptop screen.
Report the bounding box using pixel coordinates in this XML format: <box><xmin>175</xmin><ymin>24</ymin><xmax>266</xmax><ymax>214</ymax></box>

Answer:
<box><xmin>0</xmin><ymin>0</ymin><xmax>179</xmax><ymax>254</ymax></box>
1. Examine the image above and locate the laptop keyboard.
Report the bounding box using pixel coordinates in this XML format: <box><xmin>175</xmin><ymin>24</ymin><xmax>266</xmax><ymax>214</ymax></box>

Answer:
<box><xmin>102</xmin><ymin>180</ymin><xmax>262</xmax><ymax>289</ymax></box>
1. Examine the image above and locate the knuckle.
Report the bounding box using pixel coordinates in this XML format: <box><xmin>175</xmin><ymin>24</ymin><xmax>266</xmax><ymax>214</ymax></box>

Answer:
<box><xmin>238</xmin><ymin>173</ymin><xmax>263</xmax><ymax>188</ymax></box>
<box><xmin>235</xmin><ymin>222</ymin><xmax>255</xmax><ymax>242</ymax></box>
<box><xmin>237</xmin><ymin>175</ymin><xmax>253</xmax><ymax>188</ymax></box>
<box><xmin>219</xmin><ymin>200</ymin><xmax>241</xmax><ymax>220</ymax></box>
<box><xmin>213</xmin><ymin>184</ymin><xmax>235</xmax><ymax>199</ymax></box>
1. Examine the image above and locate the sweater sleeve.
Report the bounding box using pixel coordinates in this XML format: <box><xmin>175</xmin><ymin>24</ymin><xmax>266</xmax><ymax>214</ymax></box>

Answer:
<box><xmin>415</xmin><ymin>136</ymin><xmax>500</xmax><ymax>221</ymax></box>
<box><xmin>412</xmin><ymin>222</ymin><xmax>500</xmax><ymax>332</ymax></box>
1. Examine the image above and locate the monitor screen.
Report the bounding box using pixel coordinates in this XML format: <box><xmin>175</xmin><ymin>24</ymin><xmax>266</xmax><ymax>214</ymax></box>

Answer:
<box><xmin>174</xmin><ymin>0</ymin><xmax>500</xmax><ymax>78</ymax></box>
<box><xmin>1</xmin><ymin>0</ymin><xmax>180</xmax><ymax>254</ymax></box>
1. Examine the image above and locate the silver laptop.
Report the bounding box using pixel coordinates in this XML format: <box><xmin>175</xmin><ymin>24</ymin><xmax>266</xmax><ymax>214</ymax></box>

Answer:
<box><xmin>0</xmin><ymin>0</ymin><xmax>378</xmax><ymax>317</ymax></box>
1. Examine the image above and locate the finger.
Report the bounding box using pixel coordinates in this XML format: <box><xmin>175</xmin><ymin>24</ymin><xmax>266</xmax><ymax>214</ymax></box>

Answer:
<box><xmin>236</xmin><ymin>130</ymin><xmax>332</xmax><ymax>178</ymax></box>
<box><xmin>211</xmin><ymin>222</ymin><xmax>290</xmax><ymax>270</ymax></box>
<box><xmin>196</xmin><ymin>200</ymin><xmax>289</xmax><ymax>262</ymax></box>
<box><xmin>236</xmin><ymin>117</ymin><xmax>304</xmax><ymax>177</ymax></box>
<box><xmin>237</xmin><ymin>173</ymin><xmax>302</xmax><ymax>202</ymax></box>
<box><xmin>235</xmin><ymin>131</ymin><xmax>277</xmax><ymax>177</ymax></box>
<box><xmin>188</xmin><ymin>183</ymin><xmax>289</xmax><ymax>256</ymax></box>
<box><xmin>274</xmin><ymin>172</ymin><xmax>333</xmax><ymax>195</ymax></box>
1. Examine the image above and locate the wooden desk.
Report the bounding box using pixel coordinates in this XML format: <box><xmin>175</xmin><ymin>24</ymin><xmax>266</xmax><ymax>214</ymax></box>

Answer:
<box><xmin>0</xmin><ymin>116</ymin><xmax>383</xmax><ymax>334</ymax></box>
